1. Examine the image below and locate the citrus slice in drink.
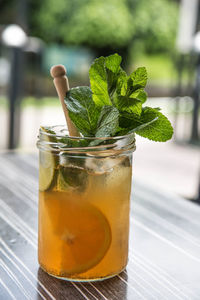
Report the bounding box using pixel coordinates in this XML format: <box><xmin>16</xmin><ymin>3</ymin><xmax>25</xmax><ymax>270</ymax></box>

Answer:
<box><xmin>44</xmin><ymin>191</ymin><xmax>112</xmax><ymax>275</ymax></box>
<box><xmin>39</xmin><ymin>151</ymin><xmax>56</xmax><ymax>191</ymax></box>
<box><xmin>61</xmin><ymin>201</ymin><xmax>112</xmax><ymax>275</ymax></box>
<box><xmin>57</xmin><ymin>165</ymin><xmax>88</xmax><ymax>192</ymax></box>
<box><xmin>39</xmin><ymin>127</ymin><xmax>57</xmax><ymax>191</ymax></box>
<box><xmin>57</xmin><ymin>167</ymin><xmax>69</xmax><ymax>191</ymax></box>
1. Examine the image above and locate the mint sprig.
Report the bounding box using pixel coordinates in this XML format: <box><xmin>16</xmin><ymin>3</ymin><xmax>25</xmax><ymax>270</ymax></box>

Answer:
<box><xmin>64</xmin><ymin>54</ymin><xmax>173</xmax><ymax>142</ymax></box>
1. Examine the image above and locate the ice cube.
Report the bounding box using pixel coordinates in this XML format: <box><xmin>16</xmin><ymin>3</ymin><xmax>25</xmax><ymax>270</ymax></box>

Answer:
<box><xmin>59</xmin><ymin>152</ymin><xmax>85</xmax><ymax>168</ymax></box>
<box><xmin>105</xmin><ymin>157</ymin><xmax>132</xmax><ymax>189</ymax></box>
<box><xmin>85</xmin><ymin>155</ymin><xmax>130</xmax><ymax>175</ymax></box>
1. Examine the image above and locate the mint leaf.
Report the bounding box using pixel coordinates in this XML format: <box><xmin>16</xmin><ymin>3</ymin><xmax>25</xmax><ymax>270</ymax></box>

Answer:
<box><xmin>117</xmin><ymin>111</ymin><xmax>156</xmax><ymax>134</ymax></box>
<box><xmin>89</xmin><ymin>57</ymin><xmax>111</xmax><ymax>106</ymax></box>
<box><xmin>116</xmin><ymin>68</ymin><xmax>127</xmax><ymax>96</ymax></box>
<box><xmin>135</xmin><ymin>107</ymin><xmax>173</xmax><ymax>142</ymax></box>
<box><xmin>105</xmin><ymin>53</ymin><xmax>122</xmax><ymax>73</ymax></box>
<box><xmin>64</xmin><ymin>86</ymin><xmax>100</xmax><ymax>136</ymax></box>
<box><xmin>130</xmin><ymin>89</ymin><xmax>147</xmax><ymax>103</ymax></box>
<box><xmin>89</xmin><ymin>54</ymin><xmax>122</xmax><ymax>107</ymax></box>
<box><xmin>124</xmin><ymin>67</ymin><xmax>147</xmax><ymax>99</ymax></box>
<box><xmin>105</xmin><ymin>54</ymin><xmax>122</xmax><ymax>97</ymax></box>
<box><xmin>58</xmin><ymin>165</ymin><xmax>88</xmax><ymax>192</ymax></box>
<box><xmin>95</xmin><ymin>106</ymin><xmax>119</xmax><ymax>137</ymax></box>
<box><xmin>129</xmin><ymin>67</ymin><xmax>147</xmax><ymax>90</ymax></box>
<box><xmin>59</xmin><ymin>137</ymin><xmax>89</xmax><ymax>148</ymax></box>
<box><xmin>115</xmin><ymin>96</ymin><xmax>142</xmax><ymax>115</ymax></box>
<box><xmin>118</xmin><ymin>107</ymin><xmax>173</xmax><ymax>142</ymax></box>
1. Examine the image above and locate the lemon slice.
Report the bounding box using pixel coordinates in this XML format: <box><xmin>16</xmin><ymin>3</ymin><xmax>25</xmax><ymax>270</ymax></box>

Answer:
<box><xmin>44</xmin><ymin>191</ymin><xmax>112</xmax><ymax>275</ymax></box>
<box><xmin>39</xmin><ymin>127</ymin><xmax>57</xmax><ymax>192</ymax></box>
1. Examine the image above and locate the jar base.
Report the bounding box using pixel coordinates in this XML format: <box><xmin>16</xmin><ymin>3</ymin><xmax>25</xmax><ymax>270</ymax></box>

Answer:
<box><xmin>39</xmin><ymin>265</ymin><xmax>126</xmax><ymax>282</ymax></box>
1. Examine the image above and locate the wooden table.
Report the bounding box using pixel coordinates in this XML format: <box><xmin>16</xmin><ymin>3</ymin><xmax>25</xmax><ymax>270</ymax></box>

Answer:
<box><xmin>0</xmin><ymin>152</ymin><xmax>200</xmax><ymax>300</ymax></box>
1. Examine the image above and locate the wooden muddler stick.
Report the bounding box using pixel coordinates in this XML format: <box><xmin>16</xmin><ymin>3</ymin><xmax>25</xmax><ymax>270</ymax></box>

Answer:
<box><xmin>50</xmin><ymin>65</ymin><xmax>80</xmax><ymax>137</ymax></box>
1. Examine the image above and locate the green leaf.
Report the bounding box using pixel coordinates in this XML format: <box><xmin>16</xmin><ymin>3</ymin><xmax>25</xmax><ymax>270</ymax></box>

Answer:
<box><xmin>89</xmin><ymin>54</ymin><xmax>122</xmax><ymax>106</ymax></box>
<box><xmin>95</xmin><ymin>106</ymin><xmax>119</xmax><ymax>137</ymax></box>
<box><xmin>105</xmin><ymin>53</ymin><xmax>122</xmax><ymax>73</ymax></box>
<box><xmin>116</xmin><ymin>115</ymin><xmax>157</xmax><ymax>136</ymax></box>
<box><xmin>135</xmin><ymin>107</ymin><xmax>173</xmax><ymax>141</ymax></box>
<box><xmin>89</xmin><ymin>56</ymin><xmax>111</xmax><ymax>106</ymax></box>
<box><xmin>105</xmin><ymin>55</ymin><xmax>122</xmax><ymax>97</ymax></box>
<box><xmin>130</xmin><ymin>89</ymin><xmax>147</xmax><ymax>103</ymax></box>
<box><xmin>59</xmin><ymin>137</ymin><xmax>90</xmax><ymax>148</ymax></box>
<box><xmin>64</xmin><ymin>86</ymin><xmax>100</xmax><ymax>136</ymax></box>
<box><xmin>58</xmin><ymin>165</ymin><xmax>88</xmax><ymax>192</ymax></box>
<box><xmin>115</xmin><ymin>96</ymin><xmax>142</xmax><ymax>115</ymax></box>
<box><xmin>129</xmin><ymin>67</ymin><xmax>147</xmax><ymax>90</ymax></box>
<box><xmin>117</xmin><ymin>106</ymin><xmax>173</xmax><ymax>142</ymax></box>
<box><xmin>117</xmin><ymin>112</ymin><xmax>153</xmax><ymax>135</ymax></box>
<box><xmin>115</xmin><ymin>68</ymin><xmax>127</xmax><ymax>96</ymax></box>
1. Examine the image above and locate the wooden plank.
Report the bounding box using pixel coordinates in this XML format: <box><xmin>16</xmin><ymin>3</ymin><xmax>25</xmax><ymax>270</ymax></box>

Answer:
<box><xmin>0</xmin><ymin>153</ymin><xmax>200</xmax><ymax>299</ymax></box>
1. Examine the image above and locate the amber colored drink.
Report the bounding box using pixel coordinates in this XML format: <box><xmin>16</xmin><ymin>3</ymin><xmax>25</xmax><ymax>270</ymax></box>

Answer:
<box><xmin>38</xmin><ymin>156</ymin><xmax>132</xmax><ymax>281</ymax></box>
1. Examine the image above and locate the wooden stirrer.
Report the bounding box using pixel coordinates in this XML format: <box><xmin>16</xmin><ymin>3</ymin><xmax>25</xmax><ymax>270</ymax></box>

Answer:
<box><xmin>50</xmin><ymin>65</ymin><xmax>80</xmax><ymax>137</ymax></box>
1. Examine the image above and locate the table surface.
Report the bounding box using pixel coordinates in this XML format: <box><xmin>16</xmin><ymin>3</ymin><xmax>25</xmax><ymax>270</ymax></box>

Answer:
<box><xmin>0</xmin><ymin>153</ymin><xmax>200</xmax><ymax>300</ymax></box>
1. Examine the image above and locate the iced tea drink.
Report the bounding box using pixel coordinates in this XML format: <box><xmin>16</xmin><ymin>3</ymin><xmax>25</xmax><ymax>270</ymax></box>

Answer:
<box><xmin>37</xmin><ymin>126</ymin><xmax>135</xmax><ymax>281</ymax></box>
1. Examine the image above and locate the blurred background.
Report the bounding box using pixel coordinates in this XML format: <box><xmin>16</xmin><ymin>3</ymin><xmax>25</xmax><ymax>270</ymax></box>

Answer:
<box><xmin>0</xmin><ymin>0</ymin><xmax>199</xmax><ymax>202</ymax></box>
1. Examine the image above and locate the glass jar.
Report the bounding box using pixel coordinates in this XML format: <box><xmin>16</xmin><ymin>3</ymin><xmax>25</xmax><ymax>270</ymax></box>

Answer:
<box><xmin>37</xmin><ymin>125</ymin><xmax>136</xmax><ymax>282</ymax></box>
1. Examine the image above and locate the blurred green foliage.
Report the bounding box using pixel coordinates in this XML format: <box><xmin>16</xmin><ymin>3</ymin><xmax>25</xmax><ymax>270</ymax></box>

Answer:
<box><xmin>32</xmin><ymin>0</ymin><xmax>133</xmax><ymax>49</ymax></box>
<box><xmin>130</xmin><ymin>0</ymin><xmax>178</xmax><ymax>54</ymax></box>
<box><xmin>0</xmin><ymin>0</ymin><xmax>179</xmax><ymax>70</ymax></box>
<box><xmin>132</xmin><ymin>54</ymin><xmax>175</xmax><ymax>84</ymax></box>
<box><xmin>30</xmin><ymin>0</ymin><xmax>178</xmax><ymax>55</ymax></box>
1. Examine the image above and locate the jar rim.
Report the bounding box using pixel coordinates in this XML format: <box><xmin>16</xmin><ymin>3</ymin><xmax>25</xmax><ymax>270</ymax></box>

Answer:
<box><xmin>37</xmin><ymin>125</ymin><xmax>136</xmax><ymax>155</ymax></box>
<box><xmin>39</xmin><ymin>125</ymin><xmax>134</xmax><ymax>141</ymax></box>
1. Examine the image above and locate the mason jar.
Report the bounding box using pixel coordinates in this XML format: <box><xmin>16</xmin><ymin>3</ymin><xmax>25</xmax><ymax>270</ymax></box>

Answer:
<box><xmin>37</xmin><ymin>125</ymin><xmax>136</xmax><ymax>281</ymax></box>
